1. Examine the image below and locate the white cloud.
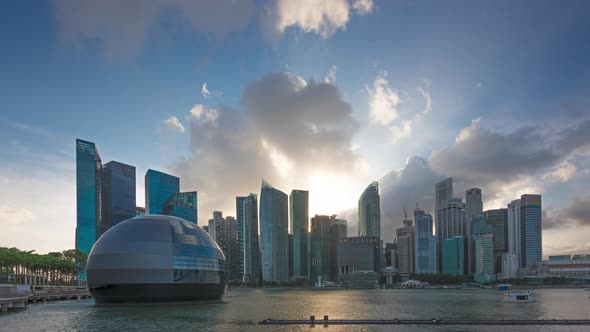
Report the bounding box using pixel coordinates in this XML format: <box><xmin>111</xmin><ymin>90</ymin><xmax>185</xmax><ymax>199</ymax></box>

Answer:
<box><xmin>352</xmin><ymin>0</ymin><xmax>373</xmax><ymax>14</ymax></box>
<box><xmin>164</xmin><ymin>116</ymin><xmax>185</xmax><ymax>133</ymax></box>
<box><xmin>542</xmin><ymin>160</ymin><xmax>577</xmax><ymax>182</ymax></box>
<box><xmin>0</xmin><ymin>205</ymin><xmax>33</xmax><ymax>225</ymax></box>
<box><xmin>201</xmin><ymin>82</ymin><xmax>211</xmax><ymax>98</ymax></box>
<box><xmin>390</xmin><ymin>120</ymin><xmax>413</xmax><ymax>143</ymax></box>
<box><xmin>324</xmin><ymin>65</ymin><xmax>337</xmax><ymax>84</ymax></box>
<box><xmin>367</xmin><ymin>71</ymin><xmax>400</xmax><ymax>125</ymax></box>
<box><xmin>418</xmin><ymin>86</ymin><xmax>432</xmax><ymax>113</ymax></box>
<box><xmin>190</xmin><ymin>104</ymin><xmax>218</xmax><ymax>124</ymax></box>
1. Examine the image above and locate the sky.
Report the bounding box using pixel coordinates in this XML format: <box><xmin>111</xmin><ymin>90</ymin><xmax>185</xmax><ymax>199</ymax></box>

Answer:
<box><xmin>1</xmin><ymin>0</ymin><xmax>590</xmax><ymax>255</ymax></box>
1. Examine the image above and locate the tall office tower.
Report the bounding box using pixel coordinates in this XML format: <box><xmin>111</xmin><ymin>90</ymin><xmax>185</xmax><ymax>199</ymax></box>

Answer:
<box><xmin>435</xmin><ymin>177</ymin><xmax>453</xmax><ymax>271</ymax></box>
<box><xmin>162</xmin><ymin>191</ymin><xmax>197</xmax><ymax>224</ymax></box>
<box><xmin>212</xmin><ymin>212</ymin><xmax>240</xmax><ymax>281</ymax></box>
<box><xmin>144</xmin><ymin>169</ymin><xmax>179</xmax><ymax>215</ymax></box>
<box><xmin>309</xmin><ymin>215</ymin><xmax>341</xmax><ymax>283</ymax></box>
<box><xmin>236</xmin><ymin>196</ymin><xmax>247</xmax><ymax>279</ymax></box>
<box><xmin>102</xmin><ymin>161</ymin><xmax>136</xmax><ymax>233</ymax></box>
<box><xmin>396</xmin><ymin>218</ymin><xmax>415</xmax><ymax>279</ymax></box>
<box><xmin>465</xmin><ymin>188</ymin><xmax>483</xmax><ymax>275</ymax></box>
<box><xmin>414</xmin><ymin>208</ymin><xmax>437</xmax><ymax>274</ymax></box>
<box><xmin>358</xmin><ymin>181</ymin><xmax>381</xmax><ymax>238</ymax></box>
<box><xmin>243</xmin><ymin>194</ymin><xmax>262</xmax><ymax>285</ymax></box>
<box><xmin>520</xmin><ymin>194</ymin><xmax>542</xmax><ymax>268</ymax></box>
<box><xmin>442</xmin><ymin>236</ymin><xmax>466</xmax><ymax>276</ymax></box>
<box><xmin>384</xmin><ymin>242</ymin><xmax>397</xmax><ymax>268</ymax></box>
<box><xmin>437</xmin><ymin>198</ymin><xmax>466</xmax><ymax>272</ymax></box>
<box><xmin>334</xmin><ymin>219</ymin><xmax>348</xmax><ymax>238</ymax></box>
<box><xmin>484</xmin><ymin>208</ymin><xmax>508</xmax><ymax>275</ymax></box>
<box><xmin>473</xmin><ymin>233</ymin><xmax>495</xmax><ymax>283</ymax></box>
<box><xmin>259</xmin><ymin>180</ymin><xmax>289</xmax><ymax>282</ymax></box>
<box><xmin>76</xmin><ymin>139</ymin><xmax>104</xmax><ymax>255</ymax></box>
<box><xmin>289</xmin><ymin>190</ymin><xmax>309</xmax><ymax>280</ymax></box>
<box><xmin>502</xmin><ymin>199</ymin><xmax>522</xmax><ymax>279</ymax></box>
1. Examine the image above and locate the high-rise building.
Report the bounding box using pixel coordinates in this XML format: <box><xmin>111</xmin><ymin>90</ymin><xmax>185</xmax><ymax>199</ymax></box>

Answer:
<box><xmin>435</xmin><ymin>177</ymin><xmax>453</xmax><ymax>272</ymax></box>
<box><xmin>102</xmin><ymin>161</ymin><xmax>136</xmax><ymax>229</ymax></box>
<box><xmin>162</xmin><ymin>191</ymin><xmax>197</xmax><ymax>224</ymax></box>
<box><xmin>76</xmin><ymin>139</ymin><xmax>103</xmax><ymax>255</ymax></box>
<box><xmin>437</xmin><ymin>197</ymin><xmax>466</xmax><ymax>272</ymax></box>
<box><xmin>465</xmin><ymin>188</ymin><xmax>483</xmax><ymax>275</ymax></box>
<box><xmin>384</xmin><ymin>242</ymin><xmax>397</xmax><ymax>268</ymax></box>
<box><xmin>236</xmin><ymin>196</ymin><xmax>247</xmax><ymax>279</ymax></box>
<box><xmin>503</xmin><ymin>199</ymin><xmax>522</xmax><ymax>279</ymax></box>
<box><xmin>414</xmin><ymin>208</ymin><xmax>437</xmax><ymax>274</ymax></box>
<box><xmin>485</xmin><ymin>208</ymin><xmax>508</xmax><ymax>274</ymax></box>
<box><xmin>520</xmin><ymin>194</ymin><xmax>542</xmax><ymax>268</ymax></box>
<box><xmin>211</xmin><ymin>212</ymin><xmax>240</xmax><ymax>281</ymax></box>
<box><xmin>442</xmin><ymin>236</ymin><xmax>466</xmax><ymax>276</ymax></box>
<box><xmin>289</xmin><ymin>190</ymin><xmax>309</xmax><ymax>280</ymax></box>
<box><xmin>309</xmin><ymin>215</ymin><xmax>342</xmax><ymax>283</ymax></box>
<box><xmin>474</xmin><ymin>233</ymin><xmax>495</xmax><ymax>283</ymax></box>
<box><xmin>259</xmin><ymin>180</ymin><xmax>289</xmax><ymax>282</ymax></box>
<box><xmin>358</xmin><ymin>181</ymin><xmax>381</xmax><ymax>238</ymax></box>
<box><xmin>337</xmin><ymin>236</ymin><xmax>381</xmax><ymax>287</ymax></box>
<box><xmin>396</xmin><ymin>218</ymin><xmax>415</xmax><ymax>279</ymax></box>
<box><xmin>145</xmin><ymin>169</ymin><xmax>179</xmax><ymax>215</ymax></box>
<box><xmin>243</xmin><ymin>194</ymin><xmax>262</xmax><ymax>285</ymax></box>
<box><xmin>334</xmin><ymin>219</ymin><xmax>348</xmax><ymax>238</ymax></box>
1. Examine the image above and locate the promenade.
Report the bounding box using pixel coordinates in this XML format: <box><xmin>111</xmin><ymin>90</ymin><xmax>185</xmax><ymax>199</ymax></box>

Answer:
<box><xmin>0</xmin><ymin>284</ymin><xmax>91</xmax><ymax>312</ymax></box>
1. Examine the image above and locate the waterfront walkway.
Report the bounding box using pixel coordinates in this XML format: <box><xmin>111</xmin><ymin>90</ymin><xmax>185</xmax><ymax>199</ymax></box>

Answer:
<box><xmin>260</xmin><ymin>317</ymin><xmax>590</xmax><ymax>326</ymax></box>
<box><xmin>0</xmin><ymin>285</ymin><xmax>91</xmax><ymax>312</ymax></box>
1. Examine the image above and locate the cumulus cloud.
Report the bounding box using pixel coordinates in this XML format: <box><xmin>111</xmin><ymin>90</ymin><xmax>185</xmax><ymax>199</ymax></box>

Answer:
<box><xmin>0</xmin><ymin>206</ymin><xmax>33</xmax><ymax>225</ymax></box>
<box><xmin>201</xmin><ymin>82</ymin><xmax>211</xmax><ymax>98</ymax></box>
<box><xmin>390</xmin><ymin>120</ymin><xmax>413</xmax><ymax>143</ymax></box>
<box><xmin>269</xmin><ymin>0</ymin><xmax>373</xmax><ymax>38</ymax></box>
<box><xmin>324</xmin><ymin>65</ymin><xmax>337</xmax><ymax>84</ymax></box>
<box><xmin>164</xmin><ymin>116</ymin><xmax>185</xmax><ymax>133</ymax></box>
<box><xmin>544</xmin><ymin>196</ymin><xmax>590</xmax><ymax>229</ymax></box>
<box><xmin>542</xmin><ymin>160</ymin><xmax>577</xmax><ymax>182</ymax></box>
<box><xmin>367</xmin><ymin>71</ymin><xmax>401</xmax><ymax>125</ymax></box>
<box><xmin>173</xmin><ymin>71</ymin><xmax>362</xmax><ymax>222</ymax></box>
<box><xmin>53</xmin><ymin>0</ymin><xmax>255</xmax><ymax>58</ymax></box>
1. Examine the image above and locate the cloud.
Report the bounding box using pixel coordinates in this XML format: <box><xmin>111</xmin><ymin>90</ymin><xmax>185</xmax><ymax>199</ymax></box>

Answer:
<box><xmin>367</xmin><ymin>71</ymin><xmax>400</xmax><ymax>125</ymax></box>
<box><xmin>201</xmin><ymin>82</ymin><xmax>211</xmax><ymax>98</ymax></box>
<box><xmin>53</xmin><ymin>0</ymin><xmax>255</xmax><ymax>58</ymax></box>
<box><xmin>390</xmin><ymin>120</ymin><xmax>413</xmax><ymax>143</ymax></box>
<box><xmin>418</xmin><ymin>86</ymin><xmax>432</xmax><ymax>113</ymax></box>
<box><xmin>163</xmin><ymin>116</ymin><xmax>185</xmax><ymax>133</ymax></box>
<box><xmin>173</xmin><ymin>71</ymin><xmax>363</xmax><ymax>222</ymax></box>
<box><xmin>542</xmin><ymin>160</ymin><xmax>577</xmax><ymax>182</ymax></box>
<box><xmin>324</xmin><ymin>65</ymin><xmax>337</xmax><ymax>84</ymax></box>
<box><xmin>544</xmin><ymin>196</ymin><xmax>590</xmax><ymax>229</ymax></box>
<box><xmin>0</xmin><ymin>206</ymin><xmax>33</xmax><ymax>225</ymax></box>
<box><xmin>269</xmin><ymin>0</ymin><xmax>373</xmax><ymax>38</ymax></box>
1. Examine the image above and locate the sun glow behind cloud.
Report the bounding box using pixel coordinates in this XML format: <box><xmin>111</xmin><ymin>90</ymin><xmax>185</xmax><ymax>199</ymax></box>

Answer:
<box><xmin>307</xmin><ymin>172</ymin><xmax>366</xmax><ymax>217</ymax></box>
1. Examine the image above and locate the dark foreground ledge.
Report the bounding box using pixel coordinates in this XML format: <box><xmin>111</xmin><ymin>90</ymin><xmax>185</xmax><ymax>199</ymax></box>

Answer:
<box><xmin>260</xmin><ymin>317</ymin><xmax>590</xmax><ymax>326</ymax></box>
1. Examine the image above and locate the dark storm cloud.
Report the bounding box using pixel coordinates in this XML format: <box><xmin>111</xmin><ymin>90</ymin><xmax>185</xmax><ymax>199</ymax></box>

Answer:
<box><xmin>543</xmin><ymin>196</ymin><xmax>590</xmax><ymax>229</ymax></box>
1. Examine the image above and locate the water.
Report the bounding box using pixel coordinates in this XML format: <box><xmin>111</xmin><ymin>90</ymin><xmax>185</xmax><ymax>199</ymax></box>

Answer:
<box><xmin>1</xmin><ymin>288</ymin><xmax>589</xmax><ymax>331</ymax></box>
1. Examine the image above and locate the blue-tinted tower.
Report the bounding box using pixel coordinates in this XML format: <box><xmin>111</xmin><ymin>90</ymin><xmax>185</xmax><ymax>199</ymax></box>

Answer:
<box><xmin>103</xmin><ymin>161</ymin><xmax>136</xmax><ymax>228</ymax></box>
<box><xmin>259</xmin><ymin>180</ymin><xmax>289</xmax><ymax>282</ymax></box>
<box><xmin>520</xmin><ymin>194</ymin><xmax>542</xmax><ymax>268</ymax></box>
<box><xmin>163</xmin><ymin>191</ymin><xmax>198</xmax><ymax>224</ymax></box>
<box><xmin>145</xmin><ymin>169</ymin><xmax>180</xmax><ymax>215</ymax></box>
<box><xmin>76</xmin><ymin>139</ymin><xmax>103</xmax><ymax>255</ymax></box>
<box><xmin>236</xmin><ymin>196</ymin><xmax>247</xmax><ymax>279</ymax></box>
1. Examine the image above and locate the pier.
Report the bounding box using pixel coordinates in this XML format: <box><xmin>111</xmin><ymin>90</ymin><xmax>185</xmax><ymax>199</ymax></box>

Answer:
<box><xmin>0</xmin><ymin>285</ymin><xmax>91</xmax><ymax>312</ymax></box>
<box><xmin>260</xmin><ymin>316</ymin><xmax>590</xmax><ymax>326</ymax></box>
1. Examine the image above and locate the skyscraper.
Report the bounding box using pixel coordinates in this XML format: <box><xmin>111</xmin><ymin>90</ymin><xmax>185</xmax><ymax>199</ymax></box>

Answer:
<box><xmin>243</xmin><ymin>193</ymin><xmax>262</xmax><ymax>285</ymax></box>
<box><xmin>145</xmin><ymin>169</ymin><xmax>179</xmax><ymax>215</ymax></box>
<box><xmin>76</xmin><ymin>139</ymin><xmax>103</xmax><ymax>255</ymax></box>
<box><xmin>502</xmin><ymin>199</ymin><xmax>522</xmax><ymax>279</ymax></box>
<box><xmin>435</xmin><ymin>177</ymin><xmax>453</xmax><ymax>272</ymax></box>
<box><xmin>211</xmin><ymin>212</ymin><xmax>240</xmax><ymax>281</ymax></box>
<box><xmin>437</xmin><ymin>197</ymin><xmax>466</xmax><ymax>272</ymax></box>
<box><xmin>442</xmin><ymin>236</ymin><xmax>466</xmax><ymax>276</ymax></box>
<box><xmin>465</xmin><ymin>188</ymin><xmax>483</xmax><ymax>275</ymax></box>
<box><xmin>236</xmin><ymin>196</ymin><xmax>247</xmax><ymax>280</ymax></box>
<box><xmin>473</xmin><ymin>233</ymin><xmax>495</xmax><ymax>283</ymax></box>
<box><xmin>520</xmin><ymin>194</ymin><xmax>542</xmax><ymax>268</ymax></box>
<box><xmin>396</xmin><ymin>218</ymin><xmax>415</xmax><ymax>279</ymax></box>
<box><xmin>485</xmin><ymin>208</ymin><xmax>508</xmax><ymax>274</ymax></box>
<box><xmin>259</xmin><ymin>180</ymin><xmax>289</xmax><ymax>282</ymax></box>
<box><xmin>162</xmin><ymin>191</ymin><xmax>197</xmax><ymax>224</ymax></box>
<box><xmin>358</xmin><ymin>181</ymin><xmax>381</xmax><ymax>238</ymax></box>
<box><xmin>337</xmin><ymin>236</ymin><xmax>381</xmax><ymax>287</ymax></box>
<box><xmin>309</xmin><ymin>215</ymin><xmax>340</xmax><ymax>283</ymax></box>
<box><xmin>414</xmin><ymin>208</ymin><xmax>437</xmax><ymax>274</ymax></box>
<box><xmin>289</xmin><ymin>189</ymin><xmax>309</xmax><ymax>280</ymax></box>
<box><xmin>102</xmin><ymin>161</ymin><xmax>136</xmax><ymax>229</ymax></box>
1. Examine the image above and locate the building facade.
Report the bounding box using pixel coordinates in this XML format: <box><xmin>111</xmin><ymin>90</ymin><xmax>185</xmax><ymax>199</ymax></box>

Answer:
<box><xmin>337</xmin><ymin>236</ymin><xmax>381</xmax><ymax>287</ymax></box>
<box><xmin>474</xmin><ymin>233</ymin><xmax>495</xmax><ymax>282</ymax></box>
<box><xmin>103</xmin><ymin>161</ymin><xmax>136</xmax><ymax>230</ymax></box>
<box><xmin>504</xmin><ymin>199</ymin><xmax>522</xmax><ymax>278</ymax></box>
<box><xmin>309</xmin><ymin>215</ymin><xmax>342</xmax><ymax>284</ymax></box>
<box><xmin>145</xmin><ymin>169</ymin><xmax>179</xmax><ymax>215</ymax></box>
<box><xmin>414</xmin><ymin>208</ymin><xmax>437</xmax><ymax>274</ymax></box>
<box><xmin>162</xmin><ymin>191</ymin><xmax>197</xmax><ymax>224</ymax></box>
<box><xmin>465</xmin><ymin>188</ymin><xmax>483</xmax><ymax>275</ymax></box>
<box><xmin>485</xmin><ymin>208</ymin><xmax>508</xmax><ymax>275</ymax></box>
<box><xmin>520</xmin><ymin>194</ymin><xmax>542</xmax><ymax>268</ymax></box>
<box><xmin>437</xmin><ymin>197</ymin><xmax>466</xmax><ymax>272</ymax></box>
<box><xmin>243</xmin><ymin>194</ymin><xmax>262</xmax><ymax>285</ymax></box>
<box><xmin>76</xmin><ymin>139</ymin><xmax>103</xmax><ymax>255</ymax></box>
<box><xmin>289</xmin><ymin>190</ymin><xmax>309</xmax><ymax>280</ymax></box>
<box><xmin>236</xmin><ymin>196</ymin><xmax>247</xmax><ymax>279</ymax></box>
<box><xmin>396</xmin><ymin>218</ymin><xmax>415</xmax><ymax>278</ymax></box>
<box><xmin>442</xmin><ymin>236</ymin><xmax>466</xmax><ymax>276</ymax></box>
<box><xmin>259</xmin><ymin>180</ymin><xmax>289</xmax><ymax>282</ymax></box>
<box><xmin>358</xmin><ymin>181</ymin><xmax>381</xmax><ymax>238</ymax></box>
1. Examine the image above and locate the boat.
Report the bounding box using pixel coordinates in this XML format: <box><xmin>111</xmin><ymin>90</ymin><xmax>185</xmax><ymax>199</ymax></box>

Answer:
<box><xmin>497</xmin><ymin>284</ymin><xmax>511</xmax><ymax>291</ymax></box>
<box><xmin>501</xmin><ymin>290</ymin><xmax>535</xmax><ymax>303</ymax></box>
<box><xmin>312</xmin><ymin>277</ymin><xmax>344</xmax><ymax>290</ymax></box>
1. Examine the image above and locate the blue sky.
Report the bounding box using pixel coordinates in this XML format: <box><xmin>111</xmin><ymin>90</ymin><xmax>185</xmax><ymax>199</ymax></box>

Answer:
<box><xmin>1</xmin><ymin>0</ymin><xmax>590</xmax><ymax>254</ymax></box>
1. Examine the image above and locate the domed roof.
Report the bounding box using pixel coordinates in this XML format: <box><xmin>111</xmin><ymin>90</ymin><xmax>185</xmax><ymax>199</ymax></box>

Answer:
<box><xmin>87</xmin><ymin>215</ymin><xmax>225</xmax><ymax>285</ymax></box>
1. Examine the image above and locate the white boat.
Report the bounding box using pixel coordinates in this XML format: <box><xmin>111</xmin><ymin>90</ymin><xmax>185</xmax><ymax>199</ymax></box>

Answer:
<box><xmin>312</xmin><ymin>277</ymin><xmax>344</xmax><ymax>290</ymax></box>
<box><xmin>501</xmin><ymin>290</ymin><xmax>535</xmax><ymax>303</ymax></box>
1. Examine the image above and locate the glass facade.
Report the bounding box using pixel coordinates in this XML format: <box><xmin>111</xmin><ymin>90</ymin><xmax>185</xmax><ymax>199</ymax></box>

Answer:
<box><xmin>465</xmin><ymin>188</ymin><xmax>483</xmax><ymax>275</ymax></box>
<box><xmin>309</xmin><ymin>215</ymin><xmax>339</xmax><ymax>283</ymax></box>
<box><xmin>163</xmin><ymin>191</ymin><xmax>198</xmax><ymax>224</ymax></box>
<box><xmin>243</xmin><ymin>194</ymin><xmax>262</xmax><ymax>285</ymax></box>
<box><xmin>289</xmin><ymin>190</ymin><xmax>309</xmax><ymax>279</ymax></box>
<box><xmin>103</xmin><ymin>161</ymin><xmax>136</xmax><ymax>228</ymax></box>
<box><xmin>442</xmin><ymin>236</ymin><xmax>466</xmax><ymax>276</ymax></box>
<box><xmin>485</xmin><ymin>208</ymin><xmax>508</xmax><ymax>273</ymax></box>
<box><xmin>435</xmin><ymin>177</ymin><xmax>453</xmax><ymax>272</ymax></box>
<box><xmin>76</xmin><ymin>139</ymin><xmax>102</xmax><ymax>255</ymax></box>
<box><xmin>474</xmin><ymin>233</ymin><xmax>495</xmax><ymax>282</ymax></box>
<box><xmin>236</xmin><ymin>196</ymin><xmax>247</xmax><ymax>279</ymax></box>
<box><xmin>414</xmin><ymin>208</ymin><xmax>437</xmax><ymax>274</ymax></box>
<box><xmin>259</xmin><ymin>180</ymin><xmax>289</xmax><ymax>282</ymax></box>
<box><xmin>520</xmin><ymin>194</ymin><xmax>542</xmax><ymax>268</ymax></box>
<box><xmin>358</xmin><ymin>181</ymin><xmax>381</xmax><ymax>238</ymax></box>
<box><xmin>337</xmin><ymin>236</ymin><xmax>381</xmax><ymax>285</ymax></box>
<box><xmin>145</xmin><ymin>169</ymin><xmax>179</xmax><ymax>215</ymax></box>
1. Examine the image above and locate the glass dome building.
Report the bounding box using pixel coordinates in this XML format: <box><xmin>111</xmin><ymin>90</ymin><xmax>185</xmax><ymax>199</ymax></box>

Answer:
<box><xmin>86</xmin><ymin>215</ymin><xmax>226</xmax><ymax>304</ymax></box>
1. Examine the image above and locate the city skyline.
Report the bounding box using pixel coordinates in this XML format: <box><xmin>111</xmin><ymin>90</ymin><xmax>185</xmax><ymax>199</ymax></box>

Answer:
<box><xmin>1</xmin><ymin>1</ymin><xmax>590</xmax><ymax>257</ymax></box>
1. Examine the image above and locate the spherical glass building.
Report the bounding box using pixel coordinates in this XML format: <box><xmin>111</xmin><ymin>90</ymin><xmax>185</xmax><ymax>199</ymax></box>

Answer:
<box><xmin>86</xmin><ymin>215</ymin><xmax>226</xmax><ymax>304</ymax></box>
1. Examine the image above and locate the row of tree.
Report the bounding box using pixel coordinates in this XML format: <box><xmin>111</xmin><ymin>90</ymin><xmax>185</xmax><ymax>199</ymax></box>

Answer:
<box><xmin>0</xmin><ymin>247</ymin><xmax>87</xmax><ymax>285</ymax></box>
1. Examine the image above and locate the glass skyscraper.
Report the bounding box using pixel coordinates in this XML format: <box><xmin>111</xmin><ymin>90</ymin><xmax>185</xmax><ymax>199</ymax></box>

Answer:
<box><xmin>474</xmin><ymin>233</ymin><xmax>495</xmax><ymax>282</ymax></box>
<box><xmin>358</xmin><ymin>181</ymin><xmax>381</xmax><ymax>238</ymax></box>
<box><xmin>442</xmin><ymin>236</ymin><xmax>466</xmax><ymax>276</ymax></box>
<box><xmin>243</xmin><ymin>193</ymin><xmax>262</xmax><ymax>285</ymax></box>
<box><xmin>103</xmin><ymin>161</ymin><xmax>136</xmax><ymax>228</ymax></box>
<box><xmin>414</xmin><ymin>208</ymin><xmax>437</xmax><ymax>274</ymax></box>
<box><xmin>310</xmin><ymin>215</ymin><xmax>341</xmax><ymax>283</ymax></box>
<box><xmin>145</xmin><ymin>169</ymin><xmax>180</xmax><ymax>215</ymax></box>
<box><xmin>259</xmin><ymin>180</ymin><xmax>289</xmax><ymax>282</ymax></box>
<box><xmin>236</xmin><ymin>196</ymin><xmax>247</xmax><ymax>279</ymax></box>
<box><xmin>520</xmin><ymin>194</ymin><xmax>542</xmax><ymax>268</ymax></box>
<box><xmin>163</xmin><ymin>191</ymin><xmax>197</xmax><ymax>224</ymax></box>
<box><xmin>485</xmin><ymin>208</ymin><xmax>508</xmax><ymax>274</ymax></box>
<box><xmin>435</xmin><ymin>177</ymin><xmax>453</xmax><ymax>272</ymax></box>
<box><xmin>289</xmin><ymin>189</ymin><xmax>309</xmax><ymax>279</ymax></box>
<box><xmin>465</xmin><ymin>188</ymin><xmax>483</xmax><ymax>275</ymax></box>
<box><xmin>76</xmin><ymin>139</ymin><xmax>103</xmax><ymax>255</ymax></box>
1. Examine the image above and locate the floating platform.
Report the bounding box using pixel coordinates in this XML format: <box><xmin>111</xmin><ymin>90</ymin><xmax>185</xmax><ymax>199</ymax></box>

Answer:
<box><xmin>260</xmin><ymin>317</ymin><xmax>590</xmax><ymax>326</ymax></box>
